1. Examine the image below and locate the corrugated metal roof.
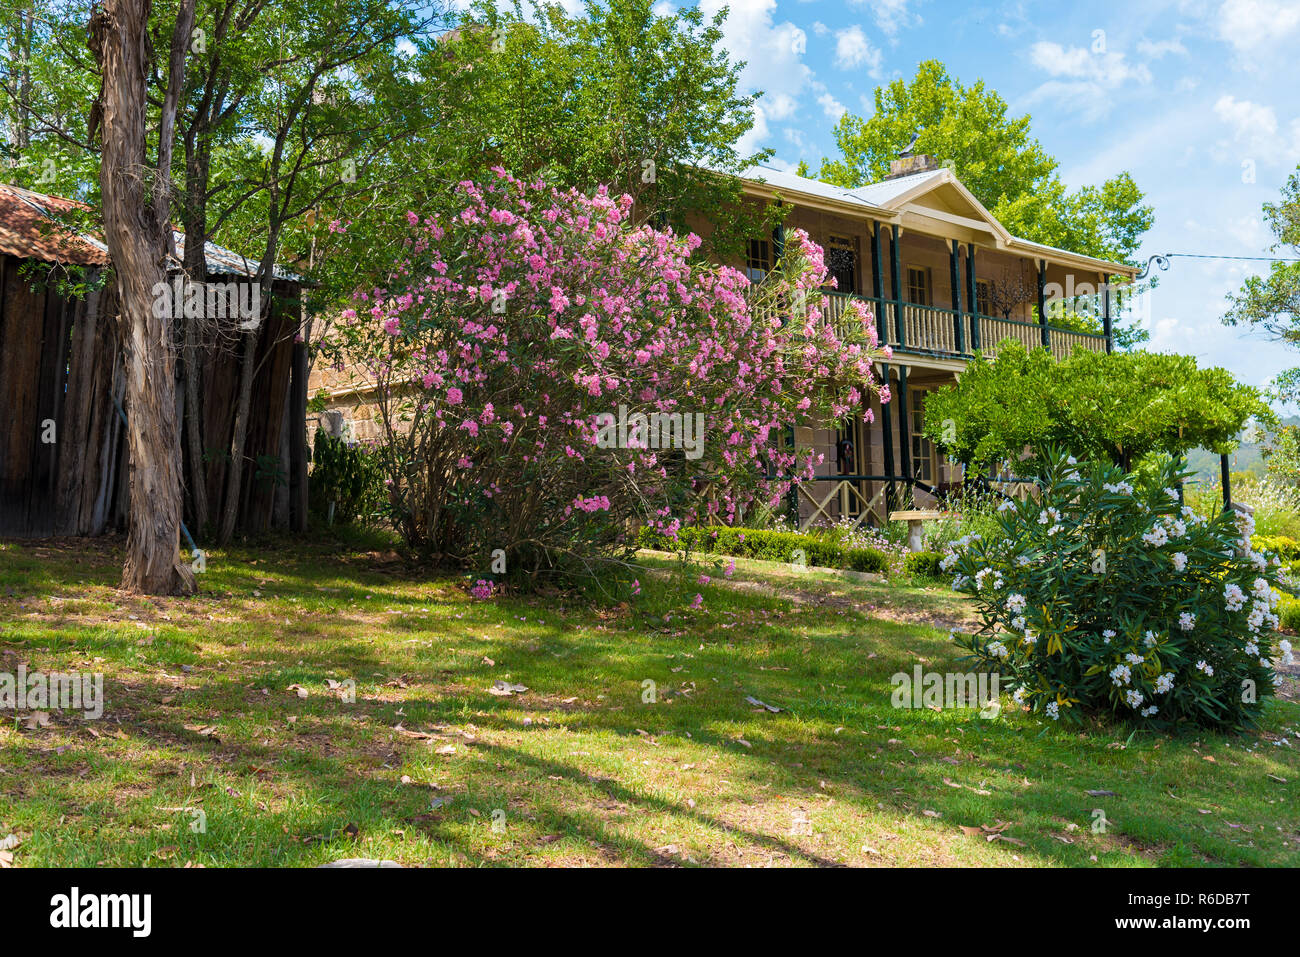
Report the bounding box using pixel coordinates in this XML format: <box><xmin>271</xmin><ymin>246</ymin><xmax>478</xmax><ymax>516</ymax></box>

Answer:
<box><xmin>740</xmin><ymin>164</ymin><xmax>890</xmax><ymax>212</ymax></box>
<box><xmin>844</xmin><ymin>167</ymin><xmax>947</xmax><ymax>207</ymax></box>
<box><xmin>0</xmin><ymin>183</ymin><xmax>298</xmax><ymax>281</ymax></box>
<box><xmin>741</xmin><ymin>163</ymin><xmax>948</xmax><ymax>212</ymax></box>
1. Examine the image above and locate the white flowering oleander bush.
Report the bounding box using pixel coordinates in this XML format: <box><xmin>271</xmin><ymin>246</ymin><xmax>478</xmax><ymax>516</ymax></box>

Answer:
<box><xmin>945</xmin><ymin>449</ymin><xmax>1294</xmax><ymax>730</ymax></box>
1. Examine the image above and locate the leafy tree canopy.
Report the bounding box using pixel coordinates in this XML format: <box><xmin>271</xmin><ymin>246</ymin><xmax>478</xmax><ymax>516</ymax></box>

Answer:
<box><xmin>922</xmin><ymin>340</ymin><xmax>1275</xmax><ymax>473</ymax></box>
<box><xmin>445</xmin><ymin>0</ymin><xmax>773</xmax><ymax>259</ymax></box>
<box><xmin>1224</xmin><ymin>165</ymin><xmax>1300</xmax><ymax>398</ymax></box>
<box><xmin>816</xmin><ymin>60</ymin><xmax>1154</xmax><ymax>266</ymax></box>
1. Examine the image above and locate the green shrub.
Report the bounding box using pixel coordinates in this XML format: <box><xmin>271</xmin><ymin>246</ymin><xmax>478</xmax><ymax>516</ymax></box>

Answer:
<box><xmin>309</xmin><ymin>432</ymin><xmax>386</xmax><ymax>526</ymax></box>
<box><xmin>640</xmin><ymin>525</ymin><xmax>887</xmax><ymax>575</ymax></box>
<box><xmin>1280</xmin><ymin>595</ymin><xmax>1300</xmax><ymax>633</ymax></box>
<box><xmin>904</xmin><ymin>550</ymin><xmax>945</xmax><ymax>579</ymax></box>
<box><xmin>945</xmin><ymin>449</ymin><xmax>1290</xmax><ymax>731</ymax></box>
<box><xmin>1252</xmin><ymin>534</ymin><xmax>1300</xmax><ymax>561</ymax></box>
<box><xmin>843</xmin><ymin>547</ymin><xmax>889</xmax><ymax>573</ymax></box>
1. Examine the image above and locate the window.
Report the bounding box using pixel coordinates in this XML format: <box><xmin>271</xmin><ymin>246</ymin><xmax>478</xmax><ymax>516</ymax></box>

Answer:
<box><xmin>826</xmin><ymin>235</ymin><xmax>857</xmax><ymax>294</ymax></box>
<box><xmin>906</xmin><ymin>266</ymin><xmax>930</xmax><ymax>306</ymax></box>
<box><xmin>975</xmin><ymin>279</ymin><xmax>992</xmax><ymax>317</ymax></box>
<box><xmin>910</xmin><ymin>390</ymin><xmax>933</xmax><ymax>483</ymax></box>
<box><xmin>746</xmin><ymin>239</ymin><xmax>771</xmax><ymax>282</ymax></box>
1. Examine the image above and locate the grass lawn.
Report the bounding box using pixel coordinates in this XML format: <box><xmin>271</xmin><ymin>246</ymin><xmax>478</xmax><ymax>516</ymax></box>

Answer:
<box><xmin>0</xmin><ymin>533</ymin><xmax>1297</xmax><ymax>867</ymax></box>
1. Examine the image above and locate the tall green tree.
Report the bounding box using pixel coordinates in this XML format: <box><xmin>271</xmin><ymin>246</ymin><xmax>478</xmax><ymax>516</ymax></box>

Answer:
<box><xmin>449</xmin><ymin>0</ymin><xmax>772</xmax><ymax>258</ymax></box>
<box><xmin>1224</xmin><ymin>165</ymin><xmax>1300</xmax><ymax>387</ymax></box>
<box><xmin>818</xmin><ymin>60</ymin><xmax>1153</xmax><ymax>265</ymax></box>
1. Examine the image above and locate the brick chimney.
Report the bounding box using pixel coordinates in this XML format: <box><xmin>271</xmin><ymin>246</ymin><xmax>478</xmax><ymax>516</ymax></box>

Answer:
<box><xmin>885</xmin><ymin>154</ymin><xmax>940</xmax><ymax>180</ymax></box>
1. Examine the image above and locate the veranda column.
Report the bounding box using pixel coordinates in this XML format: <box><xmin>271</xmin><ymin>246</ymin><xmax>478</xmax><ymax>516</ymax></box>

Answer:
<box><xmin>1037</xmin><ymin>259</ymin><xmax>1050</xmax><ymax>348</ymax></box>
<box><xmin>879</xmin><ymin>364</ymin><xmax>897</xmax><ymax>512</ymax></box>
<box><xmin>950</xmin><ymin>239</ymin><xmax>965</xmax><ymax>353</ymax></box>
<box><xmin>966</xmin><ymin>244</ymin><xmax>980</xmax><ymax>351</ymax></box>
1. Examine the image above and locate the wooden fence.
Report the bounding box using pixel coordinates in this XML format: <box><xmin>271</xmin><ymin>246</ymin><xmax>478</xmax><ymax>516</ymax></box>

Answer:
<box><xmin>0</xmin><ymin>251</ymin><xmax>305</xmax><ymax>540</ymax></box>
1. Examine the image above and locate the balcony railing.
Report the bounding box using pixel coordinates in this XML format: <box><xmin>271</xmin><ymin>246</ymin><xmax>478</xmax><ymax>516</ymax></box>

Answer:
<box><xmin>820</xmin><ymin>291</ymin><xmax>1109</xmax><ymax>361</ymax></box>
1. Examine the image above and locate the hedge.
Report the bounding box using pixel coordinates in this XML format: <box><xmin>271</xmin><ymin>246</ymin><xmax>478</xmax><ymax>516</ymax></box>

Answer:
<box><xmin>638</xmin><ymin>525</ymin><xmax>889</xmax><ymax>574</ymax></box>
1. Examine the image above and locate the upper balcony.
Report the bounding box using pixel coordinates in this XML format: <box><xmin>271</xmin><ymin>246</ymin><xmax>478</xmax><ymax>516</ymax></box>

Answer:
<box><xmin>727</xmin><ymin>160</ymin><xmax>1138</xmax><ymax>366</ymax></box>
<box><xmin>821</xmin><ymin>290</ymin><xmax>1111</xmax><ymax>363</ymax></box>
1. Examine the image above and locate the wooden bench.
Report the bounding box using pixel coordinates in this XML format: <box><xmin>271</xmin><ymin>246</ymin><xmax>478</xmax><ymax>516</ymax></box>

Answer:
<box><xmin>889</xmin><ymin>509</ymin><xmax>946</xmax><ymax>553</ymax></box>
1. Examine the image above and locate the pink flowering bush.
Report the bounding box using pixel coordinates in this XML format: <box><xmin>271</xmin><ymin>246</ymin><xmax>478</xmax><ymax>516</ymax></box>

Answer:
<box><xmin>339</xmin><ymin>169</ymin><xmax>887</xmax><ymax>581</ymax></box>
<box><xmin>946</xmin><ymin>449</ymin><xmax>1291</xmax><ymax>730</ymax></box>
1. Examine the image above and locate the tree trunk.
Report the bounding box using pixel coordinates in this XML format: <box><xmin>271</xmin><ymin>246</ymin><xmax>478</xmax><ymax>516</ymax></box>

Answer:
<box><xmin>218</xmin><ymin>320</ymin><xmax>260</xmax><ymax>544</ymax></box>
<box><xmin>181</xmin><ymin>139</ymin><xmax>211</xmax><ymax>532</ymax></box>
<box><xmin>90</xmin><ymin>0</ymin><xmax>196</xmax><ymax>595</ymax></box>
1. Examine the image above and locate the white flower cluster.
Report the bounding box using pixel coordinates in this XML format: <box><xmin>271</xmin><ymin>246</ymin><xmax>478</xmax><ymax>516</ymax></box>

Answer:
<box><xmin>1125</xmin><ymin>652</ymin><xmax>1145</xmax><ymax>665</ymax></box>
<box><xmin>1142</xmin><ymin>515</ymin><xmax>1187</xmax><ymax>549</ymax></box>
<box><xmin>1102</xmin><ymin>628</ymin><xmax>1116</xmax><ymax>644</ymax></box>
<box><xmin>1141</xmin><ymin>524</ymin><xmax>1167</xmax><ymax>547</ymax></box>
<box><xmin>1103</xmin><ymin>481</ymin><xmax>1134</xmax><ymax>495</ymax></box>
<box><xmin>1155</xmin><ymin>672</ymin><xmax>1175</xmax><ymax>694</ymax></box>
<box><xmin>1045</xmin><ymin>700</ymin><xmax>1060</xmax><ymax>720</ymax></box>
<box><xmin>1125</xmin><ymin>688</ymin><xmax>1144</xmax><ymax>708</ymax></box>
<box><xmin>1178</xmin><ymin>612</ymin><xmax>1195</xmax><ymax>631</ymax></box>
<box><xmin>987</xmin><ymin>639</ymin><xmax>1009</xmax><ymax>659</ymax></box>
<box><xmin>1280</xmin><ymin>639</ymin><xmax>1294</xmax><ymax>665</ymax></box>
<box><xmin>1110</xmin><ymin>663</ymin><xmax>1132</xmax><ymax>686</ymax></box>
<box><xmin>1195</xmin><ymin>659</ymin><xmax>1214</xmax><ymax>677</ymax></box>
<box><xmin>1239</xmin><ymin>577</ymin><xmax>1281</xmax><ymax>636</ymax></box>
<box><xmin>1037</xmin><ymin>506</ymin><xmax>1064</xmax><ymax>535</ymax></box>
<box><xmin>1172</xmin><ymin>551</ymin><xmax>1188</xmax><ymax>572</ymax></box>
<box><xmin>974</xmin><ymin>566</ymin><xmax>1004</xmax><ymax>592</ymax></box>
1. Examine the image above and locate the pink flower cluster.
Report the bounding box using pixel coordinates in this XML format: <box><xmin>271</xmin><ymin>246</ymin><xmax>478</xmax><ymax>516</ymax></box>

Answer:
<box><xmin>342</xmin><ymin>168</ymin><xmax>889</xmax><ymax>568</ymax></box>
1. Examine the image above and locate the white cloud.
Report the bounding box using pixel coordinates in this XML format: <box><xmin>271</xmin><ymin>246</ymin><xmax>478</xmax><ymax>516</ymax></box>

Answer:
<box><xmin>1029</xmin><ymin>42</ymin><xmax>1153</xmax><ymax>86</ymax></box>
<box><xmin>1212</xmin><ymin>94</ymin><xmax>1300</xmax><ymax>166</ymax></box>
<box><xmin>1216</xmin><ymin>0</ymin><xmax>1300</xmax><ymax>56</ymax></box>
<box><xmin>1214</xmin><ymin>94</ymin><xmax>1278</xmax><ymax>141</ymax></box>
<box><xmin>765</xmin><ymin>93</ymin><xmax>798</xmax><ymax>122</ymax></box>
<box><xmin>1025</xmin><ymin>41</ymin><xmax>1153</xmax><ymax>121</ymax></box>
<box><xmin>818</xmin><ymin>91</ymin><xmax>849</xmax><ymax>120</ymax></box>
<box><xmin>850</xmin><ymin>0</ymin><xmax>920</xmax><ymax>38</ymax></box>
<box><xmin>699</xmin><ymin>0</ymin><xmax>814</xmax><ymax>158</ymax></box>
<box><xmin>834</xmin><ymin>25</ymin><xmax>883</xmax><ymax>75</ymax></box>
<box><xmin>652</xmin><ymin>1</ymin><xmax>676</xmax><ymax>16</ymax></box>
<box><xmin>811</xmin><ymin>21</ymin><xmax>829</xmax><ymax>36</ymax></box>
<box><xmin>1136</xmin><ymin>36</ymin><xmax>1189</xmax><ymax>58</ymax></box>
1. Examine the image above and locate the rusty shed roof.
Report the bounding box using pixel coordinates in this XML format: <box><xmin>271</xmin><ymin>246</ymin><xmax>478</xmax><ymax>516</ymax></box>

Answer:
<box><xmin>0</xmin><ymin>183</ymin><xmax>108</xmax><ymax>266</ymax></box>
<box><xmin>0</xmin><ymin>183</ymin><xmax>299</xmax><ymax>281</ymax></box>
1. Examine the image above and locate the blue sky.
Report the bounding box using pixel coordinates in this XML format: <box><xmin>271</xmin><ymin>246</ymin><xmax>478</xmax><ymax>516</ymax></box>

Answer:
<box><xmin>633</xmin><ymin>0</ymin><xmax>1300</xmax><ymax>405</ymax></box>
